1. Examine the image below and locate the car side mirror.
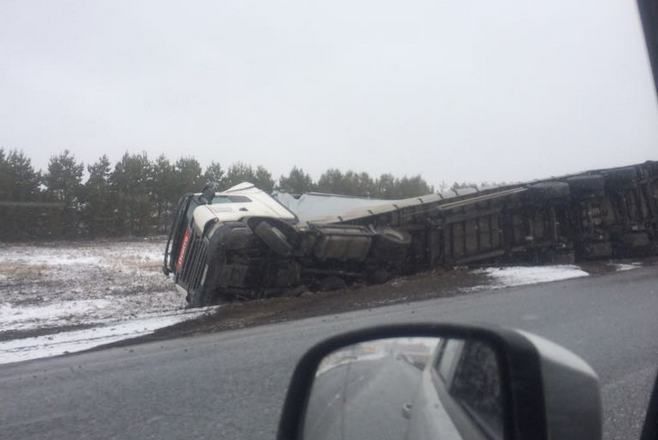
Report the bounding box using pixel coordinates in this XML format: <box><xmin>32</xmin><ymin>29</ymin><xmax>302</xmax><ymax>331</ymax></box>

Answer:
<box><xmin>277</xmin><ymin>323</ymin><xmax>602</xmax><ymax>440</ymax></box>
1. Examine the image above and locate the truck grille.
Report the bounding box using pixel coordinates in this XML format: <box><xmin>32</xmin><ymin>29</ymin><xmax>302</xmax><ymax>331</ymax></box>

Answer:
<box><xmin>178</xmin><ymin>230</ymin><xmax>208</xmax><ymax>292</ymax></box>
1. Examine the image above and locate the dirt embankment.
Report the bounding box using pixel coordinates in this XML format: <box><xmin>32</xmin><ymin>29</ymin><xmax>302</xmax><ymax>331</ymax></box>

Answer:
<box><xmin>147</xmin><ymin>268</ymin><xmax>485</xmax><ymax>338</ymax></box>
<box><xmin>139</xmin><ymin>259</ymin><xmax>652</xmax><ymax>343</ymax></box>
<box><xmin>123</xmin><ymin>257</ymin><xmax>658</xmax><ymax>349</ymax></box>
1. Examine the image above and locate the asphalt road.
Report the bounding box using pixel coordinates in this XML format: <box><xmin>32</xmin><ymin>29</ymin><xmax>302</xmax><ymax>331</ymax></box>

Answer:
<box><xmin>1</xmin><ymin>266</ymin><xmax>657</xmax><ymax>440</ymax></box>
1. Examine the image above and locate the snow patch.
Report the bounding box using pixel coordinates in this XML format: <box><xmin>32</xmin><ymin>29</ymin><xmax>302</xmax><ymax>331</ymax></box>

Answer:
<box><xmin>0</xmin><ymin>299</ymin><xmax>113</xmax><ymax>332</ymax></box>
<box><xmin>0</xmin><ymin>255</ymin><xmax>103</xmax><ymax>266</ymax></box>
<box><xmin>612</xmin><ymin>262</ymin><xmax>642</xmax><ymax>272</ymax></box>
<box><xmin>0</xmin><ymin>308</ymin><xmax>213</xmax><ymax>364</ymax></box>
<box><xmin>0</xmin><ymin>240</ymin><xmax>205</xmax><ymax>364</ymax></box>
<box><xmin>470</xmin><ymin>265</ymin><xmax>589</xmax><ymax>290</ymax></box>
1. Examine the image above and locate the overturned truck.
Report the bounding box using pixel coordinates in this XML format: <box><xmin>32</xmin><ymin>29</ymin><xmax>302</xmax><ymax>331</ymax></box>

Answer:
<box><xmin>163</xmin><ymin>161</ymin><xmax>658</xmax><ymax>307</ymax></box>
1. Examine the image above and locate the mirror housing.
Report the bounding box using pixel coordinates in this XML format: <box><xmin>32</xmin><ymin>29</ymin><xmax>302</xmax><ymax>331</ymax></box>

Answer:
<box><xmin>277</xmin><ymin>323</ymin><xmax>601</xmax><ymax>440</ymax></box>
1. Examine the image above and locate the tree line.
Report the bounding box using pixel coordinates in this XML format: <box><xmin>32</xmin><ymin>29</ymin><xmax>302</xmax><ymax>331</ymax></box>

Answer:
<box><xmin>0</xmin><ymin>149</ymin><xmax>434</xmax><ymax>241</ymax></box>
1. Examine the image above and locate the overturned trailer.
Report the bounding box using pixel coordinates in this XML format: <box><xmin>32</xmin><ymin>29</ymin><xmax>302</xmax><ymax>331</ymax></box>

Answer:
<box><xmin>163</xmin><ymin>161</ymin><xmax>658</xmax><ymax>307</ymax></box>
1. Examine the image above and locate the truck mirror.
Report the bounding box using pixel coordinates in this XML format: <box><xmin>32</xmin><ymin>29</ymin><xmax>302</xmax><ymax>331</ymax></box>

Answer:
<box><xmin>199</xmin><ymin>183</ymin><xmax>216</xmax><ymax>204</ymax></box>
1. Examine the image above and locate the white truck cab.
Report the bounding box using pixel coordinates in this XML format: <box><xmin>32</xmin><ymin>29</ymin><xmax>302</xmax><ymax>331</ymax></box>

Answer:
<box><xmin>191</xmin><ymin>182</ymin><xmax>297</xmax><ymax>234</ymax></box>
<box><xmin>163</xmin><ymin>182</ymin><xmax>403</xmax><ymax>307</ymax></box>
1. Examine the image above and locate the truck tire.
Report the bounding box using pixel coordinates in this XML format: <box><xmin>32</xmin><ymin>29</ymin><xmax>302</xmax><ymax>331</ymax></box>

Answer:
<box><xmin>254</xmin><ymin>221</ymin><xmax>293</xmax><ymax>257</ymax></box>
<box><xmin>526</xmin><ymin>182</ymin><xmax>570</xmax><ymax>202</ymax></box>
<box><xmin>567</xmin><ymin>175</ymin><xmax>605</xmax><ymax>195</ymax></box>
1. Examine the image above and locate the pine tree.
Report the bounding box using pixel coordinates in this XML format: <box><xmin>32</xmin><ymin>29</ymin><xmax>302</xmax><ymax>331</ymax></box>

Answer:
<box><xmin>151</xmin><ymin>155</ymin><xmax>177</xmax><ymax>233</ymax></box>
<box><xmin>223</xmin><ymin>162</ymin><xmax>256</xmax><ymax>189</ymax></box>
<box><xmin>4</xmin><ymin>150</ymin><xmax>41</xmax><ymax>201</ymax></box>
<box><xmin>43</xmin><ymin>150</ymin><xmax>84</xmax><ymax>237</ymax></box>
<box><xmin>375</xmin><ymin>173</ymin><xmax>398</xmax><ymax>198</ymax></box>
<box><xmin>174</xmin><ymin>157</ymin><xmax>203</xmax><ymax>195</ymax></box>
<box><xmin>111</xmin><ymin>152</ymin><xmax>153</xmax><ymax>236</ymax></box>
<box><xmin>316</xmin><ymin>169</ymin><xmax>345</xmax><ymax>194</ymax></box>
<box><xmin>203</xmin><ymin>162</ymin><xmax>225</xmax><ymax>188</ymax></box>
<box><xmin>279</xmin><ymin>166</ymin><xmax>315</xmax><ymax>194</ymax></box>
<box><xmin>396</xmin><ymin>175</ymin><xmax>432</xmax><ymax>198</ymax></box>
<box><xmin>84</xmin><ymin>155</ymin><xmax>115</xmax><ymax>237</ymax></box>
<box><xmin>254</xmin><ymin>166</ymin><xmax>274</xmax><ymax>193</ymax></box>
<box><xmin>0</xmin><ymin>150</ymin><xmax>42</xmax><ymax>240</ymax></box>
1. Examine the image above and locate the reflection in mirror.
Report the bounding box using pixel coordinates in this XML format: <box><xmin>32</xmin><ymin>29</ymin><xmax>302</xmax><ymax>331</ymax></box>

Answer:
<box><xmin>303</xmin><ymin>337</ymin><xmax>504</xmax><ymax>440</ymax></box>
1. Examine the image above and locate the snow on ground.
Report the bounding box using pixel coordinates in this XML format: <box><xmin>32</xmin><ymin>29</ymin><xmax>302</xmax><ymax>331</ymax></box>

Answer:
<box><xmin>611</xmin><ymin>262</ymin><xmax>642</xmax><ymax>272</ymax></box>
<box><xmin>0</xmin><ymin>299</ymin><xmax>114</xmax><ymax>332</ymax></box>
<box><xmin>0</xmin><ymin>240</ymin><xmax>214</xmax><ymax>364</ymax></box>
<box><xmin>468</xmin><ymin>265</ymin><xmax>590</xmax><ymax>291</ymax></box>
<box><xmin>0</xmin><ymin>240</ymin><xmax>626</xmax><ymax>364</ymax></box>
<box><xmin>0</xmin><ymin>309</ymin><xmax>210</xmax><ymax>364</ymax></box>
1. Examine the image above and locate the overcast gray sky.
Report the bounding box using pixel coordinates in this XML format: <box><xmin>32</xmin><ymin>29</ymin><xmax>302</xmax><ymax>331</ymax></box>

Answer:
<box><xmin>1</xmin><ymin>0</ymin><xmax>656</xmax><ymax>187</ymax></box>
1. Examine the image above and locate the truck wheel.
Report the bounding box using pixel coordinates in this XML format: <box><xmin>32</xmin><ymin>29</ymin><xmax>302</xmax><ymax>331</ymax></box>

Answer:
<box><xmin>567</xmin><ymin>175</ymin><xmax>605</xmax><ymax>195</ymax></box>
<box><xmin>526</xmin><ymin>182</ymin><xmax>570</xmax><ymax>202</ymax></box>
<box><xmin>254</xmin><ymin>221</ymin><xmax>293</xmax><ymax>257</ymax></box>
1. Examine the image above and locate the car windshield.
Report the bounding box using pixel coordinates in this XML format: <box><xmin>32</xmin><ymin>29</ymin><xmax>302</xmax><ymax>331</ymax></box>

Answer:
<box><xmin>0</xmin><ymin>1</ymin><xmax>657</xmax><ymax>440</ymax></box>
